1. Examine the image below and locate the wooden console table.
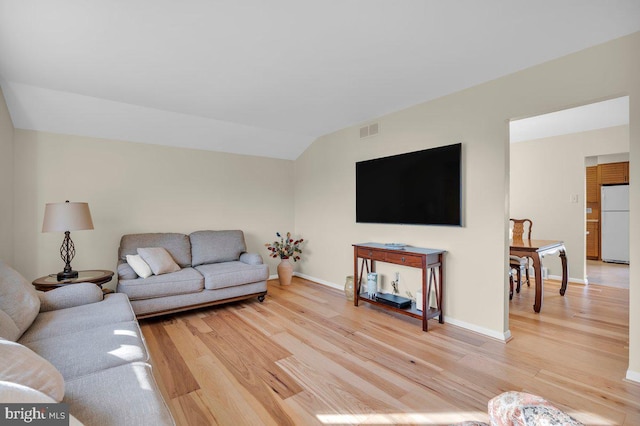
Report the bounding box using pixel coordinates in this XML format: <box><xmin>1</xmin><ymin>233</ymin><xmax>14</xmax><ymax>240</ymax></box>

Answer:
<box><xmin>353</xmin><ymin>243</ymin><xmax>446</xmax><ymax>331</ymax></box>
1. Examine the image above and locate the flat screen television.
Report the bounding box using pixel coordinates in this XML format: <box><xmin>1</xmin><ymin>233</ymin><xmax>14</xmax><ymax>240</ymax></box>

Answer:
<box><xmin>355</xmin><ymin>143</ymin><xmax>462</xmax><ymax>226</ymax></box>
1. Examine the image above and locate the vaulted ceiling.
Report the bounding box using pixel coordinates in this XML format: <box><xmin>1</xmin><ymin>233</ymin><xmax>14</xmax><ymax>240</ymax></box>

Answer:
<box><xmin>1</xmin><ymin>1</ymin><xmax>639</xmax><ymax>159</ymax></box>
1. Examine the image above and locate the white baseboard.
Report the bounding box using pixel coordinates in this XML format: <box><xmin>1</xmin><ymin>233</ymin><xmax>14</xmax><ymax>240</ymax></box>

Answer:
<box><xmin>293</xmin><ymin>272</ymin><xmax>343</xmax><ymax>291</ymax></box>
<box><xmin>292</xmin><ymin>273</ymin><xmax>511</xmax><ymax>342</ymax></box>
<box><xmin>269</xmin><ymin>272</ymin><xmax>343</xmax><ymax>290</ymax></box>
<box><xmin>444</xmin><ymin>316</ymin><xmax>512</xmax><ymax>342</ymax></box>
<box><xmin>626</xmin><ymin>369</ymin><xmax>640</xmax><ymax>384</ymax></box>
<box><xmin>529</xmin><ymin>266</ymin><xmax>584</xmax><ymax>285</ymax></box>
<box><xmin>548</xmin><ymin>274</ymin><xmax>586</xmax><ymax>285</ymax></box>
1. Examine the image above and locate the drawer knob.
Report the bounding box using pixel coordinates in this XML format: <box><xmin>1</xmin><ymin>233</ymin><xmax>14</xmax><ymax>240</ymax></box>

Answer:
<box><xmin>368</xmin><ymin>251</ymin><xmax>373</xmax><ymax>256</ymax></box>
<box><xmin>401</xmin><ymin>257</ymin><xmax>406</xmax><ymax>262</ymax></box>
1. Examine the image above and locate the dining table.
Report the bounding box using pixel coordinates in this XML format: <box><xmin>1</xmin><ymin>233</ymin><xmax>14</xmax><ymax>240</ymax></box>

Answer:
<box><xmin>509</xmin><ymin>239</ymin><xmax>568</xmax><ymax>313</ymax></box>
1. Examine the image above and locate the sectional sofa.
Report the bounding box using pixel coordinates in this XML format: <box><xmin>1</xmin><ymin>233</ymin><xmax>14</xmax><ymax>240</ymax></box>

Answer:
<box><xmin>116</xmin><ymin>230</ymin><xmax>269</xmax><ymax>318</ymax></box>
<box><xmin>0</xmin><ymin>261</ymin><xmax>174</xmax><ymax>425</ymax></box>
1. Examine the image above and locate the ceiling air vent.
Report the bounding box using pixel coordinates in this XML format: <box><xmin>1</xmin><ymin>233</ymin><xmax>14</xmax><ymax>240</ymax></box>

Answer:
<box><xmin>359</xmin><ymin>123</ymin><xmax>380</xmax><ymax>139</ymax></box>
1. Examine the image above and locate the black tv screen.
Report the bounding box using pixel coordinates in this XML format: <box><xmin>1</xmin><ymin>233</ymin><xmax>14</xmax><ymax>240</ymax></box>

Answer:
<box><xmin>356</xmin><ymin>143</ymin><xmax>462</xmax><ymax>226</ymax></box>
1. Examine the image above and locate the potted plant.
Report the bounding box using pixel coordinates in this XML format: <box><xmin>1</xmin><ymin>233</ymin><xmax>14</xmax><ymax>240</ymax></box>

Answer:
<box><xmin>265</xmin><ymin>232</ymin><xmax>304</xmax><ymax>285</ymax></box>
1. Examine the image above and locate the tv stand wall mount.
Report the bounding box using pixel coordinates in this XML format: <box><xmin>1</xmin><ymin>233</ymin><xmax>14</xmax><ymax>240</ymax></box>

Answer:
<box><xmin>353</xmin><ymin>243</ymin><xmax>446</xmax><ymax>332</ymax></box>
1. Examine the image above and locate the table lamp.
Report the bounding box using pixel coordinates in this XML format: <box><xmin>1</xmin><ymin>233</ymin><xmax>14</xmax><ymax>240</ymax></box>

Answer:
<box><xmin>42</xmin><ymin>201</ymin><xmax>94</xmax><ymax>280</ymax></box>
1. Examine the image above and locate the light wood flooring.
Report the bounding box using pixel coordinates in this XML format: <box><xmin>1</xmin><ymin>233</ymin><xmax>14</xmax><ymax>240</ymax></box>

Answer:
<box><xmin>587</xmin><ymin>260</ymin><xmax>630</xmax><ymax>288</ymax></box>
<box><xmin>140</xmin><ymin>277</ymin><xmax>639</xmax><ymax>425</ymax></box>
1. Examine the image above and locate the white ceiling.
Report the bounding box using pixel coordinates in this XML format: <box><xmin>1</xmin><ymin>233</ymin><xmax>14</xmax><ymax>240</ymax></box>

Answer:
<box><xmin>1</xmin><ymin>1</ymin><xmax>639</xmax><ymax>160</ymax></box>
<box><xmin>510</xmin><ymin>96</ymin><xmax>630</xmax><ymax>143</ymax></box>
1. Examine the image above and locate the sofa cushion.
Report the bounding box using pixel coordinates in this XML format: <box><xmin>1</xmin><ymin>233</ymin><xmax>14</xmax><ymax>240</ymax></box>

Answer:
<box><xmin>64</xmin><ymin>362</ymin><xmax>175</xmax><ymax>426</ymax></box>
<box><xmin>195</xmin><ymin>261</ymin><xmax>268</xmax><ymax>290</ymax></box>
<box><xmin>18</xmin><ymin>293</ymin><xmax>135</xmax><ymax>344</ymax></box>
<box><xmin>126</xmin><ymin>254</ymin><xmax>152</xmax><ymax>278</ymax></box>
<box><xmin>190</xmin><ymin>230</ymin><xmax>247</xmax><ymax>266</ymax></box>
<box><xmin>0</xmin><ymin>338</ymin><xmax>65</xmax><ymax>401</ymax></box>
<box><xmin>119</xmin><ymin>233</ymin><xmax>191</xmax><ymax>268</ymax></box>
<box><xmin>129</xmin><ymin>280</ymin><xmax>267</xmax><ymax>317</ymax></box>
<box><xmin>117</xmin><ymin>267</ymin><xmax>204</xmax><ymax>300</ymax></box>
<box><xmin>24</xmin><ymin>321</ymin><xmax>148</xmax><ymax>381</ymax></box>
<box><xmin>117</xmin><ymin>262</ymin><xmax>138</xmax><ymax>280</ymax></box>
<box><xmin>138</xmin><ymin>247</ymin><xmax>181</xmax><ymax>275</ymax></box>
<box><xmin>0</xmin><ymin>261</ymin><xmax>41</xmax><ymax>341</ymax></box>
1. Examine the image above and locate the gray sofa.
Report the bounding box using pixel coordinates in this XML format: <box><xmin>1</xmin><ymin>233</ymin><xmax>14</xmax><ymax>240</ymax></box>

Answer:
<box><xmin>0</xmin><ymin>260</ymin><xmax>174</xmax><ymax>426</ymax></box>
<box><xmin>117</xmin><ymin>230</ymin><xmax>269</xmax><ymax>318</ymax></box>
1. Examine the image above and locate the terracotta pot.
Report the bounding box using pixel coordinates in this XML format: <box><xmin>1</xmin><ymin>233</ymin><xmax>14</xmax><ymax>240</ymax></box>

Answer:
<box><xmin>277</xmin><ymin>258</ymin><xmax>294</xmax><ymax>286</ymax></box>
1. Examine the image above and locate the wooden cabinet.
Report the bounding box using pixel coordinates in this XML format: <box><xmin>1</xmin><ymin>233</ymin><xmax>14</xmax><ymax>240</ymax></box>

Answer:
<box><xmin>586</xmin><ymin>166</ymin><xmax>599</xmax><ymax>221</ymax></box>
<box><xmin>586</xmin><ymin>221</ymin><xmax>600</xmax><ymax>260</ymax></box>
<box><xmin>599</xmin><ymin>162</ymin><xmax>629</xmax><ymax>185</ymax></box>
<box><xmin>584</xmin><ymin>161</ymin><xmax>627</xmax><ymax>260</ymax></box>
<box><xmin>586</xmin><ymin>166</ymin><xmax>599</xmax><ymax>202</ymax></box>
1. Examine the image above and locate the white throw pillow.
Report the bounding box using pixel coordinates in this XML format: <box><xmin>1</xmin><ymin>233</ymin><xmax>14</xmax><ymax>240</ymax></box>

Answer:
<box><xmin>0</xmin><ymin>381</ymin><xmax>84</xmax><ymax>425</ymax></box>
<box><xmin>126</xmin><ymin>255</ymin><xmax>153</xmax><ymax>279</ymax></box>
<box><xmin>137</xmin><ymin>247</ymin><xmax>181</xmax><ymax>275</ymax></box>
<box><xmin>0</xmin><ymin>339</ymin><xmax>65</xmax><ymax>402</ymax></box>
<box><xmin>0</xmin><ymin>380</ymin><xmax>55</xmax><ymax>403</ymax></box>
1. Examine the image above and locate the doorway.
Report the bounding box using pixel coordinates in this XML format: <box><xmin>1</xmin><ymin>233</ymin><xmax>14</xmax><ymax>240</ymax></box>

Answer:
<box><xmin>585</xmin><ymin>152</ymin><xmax>630</xmax><ymax>288</ymax></box>
<box><xmin>509</xmin><ymin>96</ymin><xmax>630</xmax><ymax>290</ymax></box>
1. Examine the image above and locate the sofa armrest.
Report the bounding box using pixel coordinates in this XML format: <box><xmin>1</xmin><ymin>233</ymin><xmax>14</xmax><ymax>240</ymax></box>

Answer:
<box><xmin>239</xmin><ymin>252</ymin><xmax>263</xmax><ymax>265</ymax></box>
<box><xmin>38</xmin><ymin>283</ymin><xmax>104</xmax><ymax>312</ymax></box>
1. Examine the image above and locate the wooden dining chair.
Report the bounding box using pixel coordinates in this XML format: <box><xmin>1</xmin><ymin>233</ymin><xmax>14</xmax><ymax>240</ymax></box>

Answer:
<box><xmin>509</xmin><ymin>256</ymin><xmax>527</xmax><ymax>298</ymax></box>
<box><xmin>510</xmin><ymin>218</ymin><xmax>533</xmax><ymax>294</ymax></box>
<box><xmin>511</xmin><ymin>218</ymin><xmax>532</xmax><ymax>241</ymax></box>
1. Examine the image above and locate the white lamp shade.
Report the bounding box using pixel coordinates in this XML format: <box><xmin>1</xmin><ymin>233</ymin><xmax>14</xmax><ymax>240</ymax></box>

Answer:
<box><xmin>42</xmin><ymin>202</ymin><xmax>94</xmax><ymax>232</ymax></box>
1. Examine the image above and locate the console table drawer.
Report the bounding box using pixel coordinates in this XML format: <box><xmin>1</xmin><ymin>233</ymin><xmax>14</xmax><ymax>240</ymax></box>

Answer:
<box><xmin>385</xmin><ymin>252</ymin><xmax>422</xmax><ymax>267</ymax></box>
<box><xmin>357</xmin><ymin>247</ymin><xmax>386</xmax><ymax>261</ymax></box>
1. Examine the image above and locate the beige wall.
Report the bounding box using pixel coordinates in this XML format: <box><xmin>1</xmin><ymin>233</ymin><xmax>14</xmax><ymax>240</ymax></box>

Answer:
<box><xmin>511</xmin><ymin>125</ymin><xmax>629</xmax><ymax>282</ymax></box>
<box><xmin>0</xmin><ymin>87</ymin><xmax>14</xmax><ymax>265</ymax></box>
<box><xmin>294</xmin><ymin>29</ymin><xmax>640</xmax><ymax>363</ymax></box>
<box><xmin>629</xmin><ymin>60</ymin><xmax>640</xmax><ymax>380</ymax></box>
<box><xmin>295</xmin><ymin>95</ymin><xmax>510</xmax><ymax>339</ymax></box>
<box><xmin>12</xmin><ymin>130</ymin><xmax>295</xmax><ymax>290</ymax></box>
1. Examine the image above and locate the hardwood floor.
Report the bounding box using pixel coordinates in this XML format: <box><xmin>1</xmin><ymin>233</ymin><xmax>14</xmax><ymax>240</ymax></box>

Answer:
<box><xmin>587</xmin><ymin>260</ymin><xmax>630</xmax><ymax>289</ymax></box>
<box><xmin>140</xmin><ymin>277</ymin><xmax>639</xmax><ymax>425</ymax></box>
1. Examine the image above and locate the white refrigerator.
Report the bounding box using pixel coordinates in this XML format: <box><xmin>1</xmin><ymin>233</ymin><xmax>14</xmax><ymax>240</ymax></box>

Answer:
<box><xmin>601</xmin><ymin>184</ymin><xmax>630</xmax><ymax>263</ymax></box>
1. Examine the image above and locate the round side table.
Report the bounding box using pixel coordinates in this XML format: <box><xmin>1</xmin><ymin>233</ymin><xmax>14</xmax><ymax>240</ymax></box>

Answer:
<box><xmin>32</xmin><ymin>270</ymin><xmax>114</xmax><ymax>292</ymax></box>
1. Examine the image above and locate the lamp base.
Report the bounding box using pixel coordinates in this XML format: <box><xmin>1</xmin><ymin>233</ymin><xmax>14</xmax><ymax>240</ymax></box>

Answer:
<box><xmin>57</xmin><ymin>270</ymin><xmax>79</xmax><ymax>281</ymax></box>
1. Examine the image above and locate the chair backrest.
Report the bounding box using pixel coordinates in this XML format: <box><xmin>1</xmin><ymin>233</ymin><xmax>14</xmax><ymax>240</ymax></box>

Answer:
<box><xmin>510</xmin><ymin>218</ymin><xmax>532</xmax><ymax>240</ymax></box>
